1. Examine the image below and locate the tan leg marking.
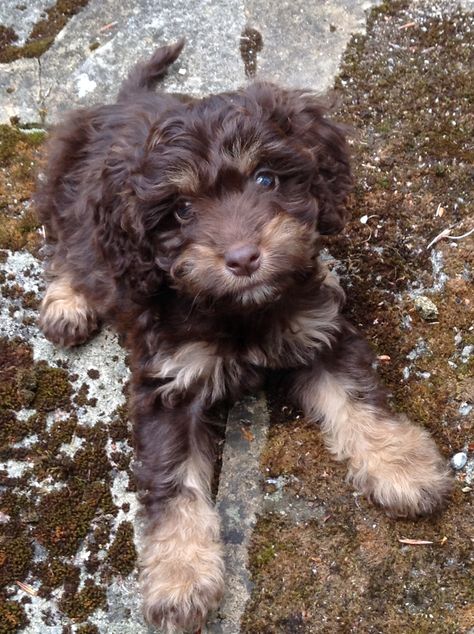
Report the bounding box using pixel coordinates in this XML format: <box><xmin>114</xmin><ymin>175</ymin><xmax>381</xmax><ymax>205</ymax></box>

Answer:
<box><xmin>140</xmin><ymin>456</ymin><xmax>225</xmax><ymax>632</ymax></box>
<box><xmin>39</xmin><ymin>276</ymin><xmax>98</xmax><ymax>348</ymax></box>
<box><xmin>297</xmin><ymin>371</ymin><xmax>451</xmax><ymax>517</ymax></box>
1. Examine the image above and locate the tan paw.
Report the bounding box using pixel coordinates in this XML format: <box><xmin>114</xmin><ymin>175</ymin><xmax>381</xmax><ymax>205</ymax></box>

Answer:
<box><xmin>349</xmin><ymin>418</ymin><xmax>452</xmax><ymax>518</ymax></box>
<box><xmin>140</xmin><ymin>498</ymin><xmax>224</xmax><ymax>632</ymax></box>
<box><xmin>39</xmin><ymin>277</ymin><xmax>98</xmax><ymax>348</ymax></box>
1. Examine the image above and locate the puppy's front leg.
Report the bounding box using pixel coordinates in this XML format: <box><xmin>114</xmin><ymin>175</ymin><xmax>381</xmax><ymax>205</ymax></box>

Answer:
<box><xmin>132</xmin><ymin>382</ymin><xmax>224</xmax><ymax>632</ymax></box>
<box><xmin>291</xmin><ymin>321</ymin><xmax>452</xmax><ymax>518</ymax></box>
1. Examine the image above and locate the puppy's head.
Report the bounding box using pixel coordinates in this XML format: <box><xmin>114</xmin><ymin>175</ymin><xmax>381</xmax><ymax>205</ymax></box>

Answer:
<box><xmin>115</xmin><ymin>84</ymin><xmax>351</xmax><ymax>306</ymax></box>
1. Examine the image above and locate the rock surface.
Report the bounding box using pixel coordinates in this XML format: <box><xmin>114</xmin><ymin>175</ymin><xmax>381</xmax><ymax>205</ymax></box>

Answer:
<box><xmin>0</xmin><ymin>0</ymin><xmax>382</xmax><ymax>124</ymax></box>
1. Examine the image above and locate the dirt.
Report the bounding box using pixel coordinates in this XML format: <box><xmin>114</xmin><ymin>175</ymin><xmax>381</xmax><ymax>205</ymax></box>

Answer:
<box><xmin>242</xmin><ymin>2</ymin><xmax>473</xmax><ymax>632</ymax></box>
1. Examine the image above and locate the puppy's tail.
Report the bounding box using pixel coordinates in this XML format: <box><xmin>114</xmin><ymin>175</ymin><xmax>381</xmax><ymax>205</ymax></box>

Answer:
<box><xmin>117</xmin><ymin>39</ymin><xmax>185</xmax><ymax>100</ymax></box>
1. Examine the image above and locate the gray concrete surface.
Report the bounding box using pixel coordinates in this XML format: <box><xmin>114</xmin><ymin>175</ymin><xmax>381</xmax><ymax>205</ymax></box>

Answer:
<box><xmin>0</xmin><ymin>0</ymin><xmax>56</xmax><ymax>46</ymax></box>
<box><xmin>207</xmin><ymin>396</ymin><xmax>269</xmax><ymax>634</ymax></box>
<box><xmin>0</xmin><ymin>0</ymin><xmax>382</xmax><ymax>124</ymax></box>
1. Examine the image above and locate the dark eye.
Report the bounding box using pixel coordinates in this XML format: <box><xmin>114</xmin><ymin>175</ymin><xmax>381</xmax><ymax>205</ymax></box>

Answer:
<box><xmin>255</xmin><ymin>170</ymin><xmax>278</xmax><ymax>188</ymax></box>
<box><xmin>174</xmin><ymin>200</ymin><xmax>193</xmax><ymax>223</ymax></box>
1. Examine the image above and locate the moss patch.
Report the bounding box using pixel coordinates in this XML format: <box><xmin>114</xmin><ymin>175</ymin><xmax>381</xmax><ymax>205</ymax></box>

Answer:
<box><xmin>0</xmin><ymin>601</ymin><xmax>27</xmax><ymax>634</ymax></box>
<box><xmin>0</xmin><ymin>124</ymin><xmax>45</xmax><ymax>255</ymax></box>
<box><xmin>106</xmin><ymin>521</ymin><xmax>137</xmax><ymax>577</ymax></box>
<box><xmin>244</xmin><ymin>408</ymin><xmax>473</xmax><ymax>633</ymax></box>
<box><xmin>0</xmin><ymin>333</ymin><xmax>130</xmax><ymax>628</ymax></box>
<box><xmin>0</xmin><ymin>0</ymin><xmax>90</xmax><ymax>63</ymax></box>
<box><xmin>59</xmin><ymin>579</ymin><xmax>107</xmax><ymax>621</ymax></box>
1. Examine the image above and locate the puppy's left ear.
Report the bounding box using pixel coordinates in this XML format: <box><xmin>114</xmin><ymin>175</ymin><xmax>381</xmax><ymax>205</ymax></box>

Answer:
<box><xmin>290</xmin><ymin>93</ymin><xmax>352</xmax><ymax>235</ymax></box>
<box><xmin>259</xmin><ymin>86</ymin><xmax>352</xmax><ymax>235</ymax></box>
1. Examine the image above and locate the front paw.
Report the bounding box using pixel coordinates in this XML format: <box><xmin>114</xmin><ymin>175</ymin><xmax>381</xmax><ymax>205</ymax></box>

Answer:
<box><xmin>349</xmin><ymin>418</ymin><xmax>452</xmax><ymax>518</ymax></box>
<box><xmin>39</xmin><ymin>278</ymin><xmax>98</xmax><ymax>348</ymax></box>
<box><xmin>140</xmin><ymin>505</ymin><xmax>224</xmax><ymax>632</ymax></box>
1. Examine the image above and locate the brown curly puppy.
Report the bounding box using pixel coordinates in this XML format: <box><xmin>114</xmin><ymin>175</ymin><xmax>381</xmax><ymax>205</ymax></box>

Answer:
<box><xmin>36</xmin><ymin>41</ymin><xmax>451</xmax><ymax>633</ymax></box>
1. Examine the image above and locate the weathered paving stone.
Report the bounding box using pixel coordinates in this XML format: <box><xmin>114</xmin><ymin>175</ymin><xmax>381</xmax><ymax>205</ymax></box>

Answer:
<box><xmin>0</xmin><ymin>0</ymin><xmax>383</xmax><ymax>124</ymax></box>
<box><xmin>206</xmin><ymin>395</ymin><xmax>269</xmax><ymax>634</ymax></box>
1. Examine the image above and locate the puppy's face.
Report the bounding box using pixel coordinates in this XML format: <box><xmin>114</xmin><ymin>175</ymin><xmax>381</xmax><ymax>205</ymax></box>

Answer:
<box><xmin>130</xmin><ymin>84</ymin><xmax>351</xmax><ymax>306</ymax></box>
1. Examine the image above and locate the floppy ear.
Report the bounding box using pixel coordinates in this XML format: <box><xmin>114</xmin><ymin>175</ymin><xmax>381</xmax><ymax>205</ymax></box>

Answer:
<box><xmin>287</xmin><ymin>93</ymin><xmax>352</xmax><ymax>234</ymax></box>
<box><xmin>93</xmin><ymin>148</ymin><xmax>164</xmax><ymax>300</ymax></box>
<box><xmin>253</xmin><ymin>85</ymin><xmax>352</xmax><ymax>235</ymax></box>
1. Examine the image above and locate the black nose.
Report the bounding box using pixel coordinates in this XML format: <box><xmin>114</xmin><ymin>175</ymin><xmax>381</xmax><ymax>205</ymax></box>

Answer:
<box><xmin>225</xmin><ymin>243</ymin><xmax>261</xmax><ymax>277</ymax></box>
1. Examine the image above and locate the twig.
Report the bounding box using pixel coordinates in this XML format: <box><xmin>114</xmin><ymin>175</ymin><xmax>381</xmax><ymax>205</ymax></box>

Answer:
<box><xmin>427</xmin><ymin>226</ymin><xmax>474</xmax><ymax>250</ymax></box>
<box><xmin>99</xmin><ymin>21</ymin><xmax>118</xmax><ymax>32</ymax></box>
<box><xmin>399</xmin><ymin>538</ymin><xmax>433</xmax><ymax>545</ymax></box>
<box><xmin>449</xmin><ymin>227</ymin><xmax>474</xmax><ymax>241</ymax></box>
<box><xmin>398</xmin><ymin>21</ymin><xmax>416</xmax><ymax>29</ymax></box>
<box><xmin>16</xmin><ymin>581</ymin><xmax>38</xmax><ymax>596</ymax></box>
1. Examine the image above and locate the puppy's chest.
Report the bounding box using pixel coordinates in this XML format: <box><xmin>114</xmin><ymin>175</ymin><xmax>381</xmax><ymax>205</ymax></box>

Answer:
<box><xmin>150</xmin><ymin>300</ymin><xmax>341</xmax><ymax>404</ymax></box>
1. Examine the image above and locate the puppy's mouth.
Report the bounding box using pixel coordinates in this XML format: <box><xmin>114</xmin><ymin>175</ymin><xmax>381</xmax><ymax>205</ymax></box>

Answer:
<box><xmin>221</xmin><ymin>266</ymin><xmax>291</xmax><ymax>306</ymax></box>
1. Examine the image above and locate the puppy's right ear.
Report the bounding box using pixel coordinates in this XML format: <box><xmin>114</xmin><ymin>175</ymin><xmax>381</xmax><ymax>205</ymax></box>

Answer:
<box><xmin>284</xmin><ymin>92</ymin><xmax>353</xmax><ymax>235</ymax></box>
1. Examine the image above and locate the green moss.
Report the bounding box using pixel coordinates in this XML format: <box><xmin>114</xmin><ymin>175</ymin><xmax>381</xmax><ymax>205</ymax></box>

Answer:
<box><xmin>0</xmin><ymin>25</ymin><xmax>18</xmax><ymax>48</ymax></box>
<box><xmin>59</xmin><ymin>579</ymin><xmax>107</xmax><ymax>620</ymax></box>
<box><xmin>0</xmin><ymin>338</ymin><xmax>35</xmax><ymax>412</ymax></box>
<box><xmin>88</xmin><ymin>518</ymin><xmax>113</xmax><ymax>556</ymax></box>
<box><xmin>31</xmin><ymin>422</ymin><xmax>116</xmax><ymax>557</ymax></box>
<box><xmin>106</xmin><ymin>521</ymin><xmax>137</xmax><ymax>577</ymax></box>
<box><xmin>0</xmin><ymin>214</ymin><xmax>40</xmax><ymax>253</ymax></box>
<box><xmin>0</xmin><ymin>533</ymin><xmax>33</xmax><ymax>590</ymax></box>
<box><xmin>109</xmin><ymin>405</ymin><xmax>131</xmax><ymax>441</ymax></box>
<box><xmin>0</xmin><ymin>601</ymin><xmax>27</xmax><ymax>634</ymax></box>
<box><xmin>0</xmin><ymin>125</ymin><xmax>44</xmax><ymax>163</ymax></box>
<box><xmin>76</xmin><ymin>625</ymin><xmax>100</xmax><ymax>634</ymax></box>
<box><xmin>253</xmin><ymin>543</ymin><xmax>276</xmax><ymax>569</ymax></box>
<box><xmin>0</xmin><ymin>125</ymin><xmax>45</xmax><ymax>254</ymax></box>
<box><xmin>34</xmin><ymin>560</ymin><xmax>79</xmax><ymax>597</ymax></box>
<box><xmin>73</xmin><ymin>383</ymin><xmax>97</xmax><ymax>408</ymax></box>
<box><xmin>0</xmin><ymin>126</ymin><xmax>25</xmax><ymax>165</ymax></box>
<box><xmin>369</xmin><ymin>0</ymin><xmax>410</xmax><ymax>21</ymax></box>
<box><xmin>0</xmin><ymin>0</ymin><xmax>90</xmax><ymax>63</ymax></box>
<box><xmin>34</xmin><ymin>481</ymin><xmax>115</xmax><ymax>557</ymax></box>
<box><xmin>33</xmin><ymin>363</ymin><xmax>72</xmax><ymax>412</ymax></box>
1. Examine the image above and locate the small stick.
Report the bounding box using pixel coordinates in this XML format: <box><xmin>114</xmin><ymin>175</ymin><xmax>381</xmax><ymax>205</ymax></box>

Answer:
<box><xmin>99</xmin><ymin>21</ymin><xmax>118</xmax><ymax>32</ymax></box>
<box><xmin>427</xmin><ymin>226</ymin><xmax>474</xmax><ymax>250</ymax></box>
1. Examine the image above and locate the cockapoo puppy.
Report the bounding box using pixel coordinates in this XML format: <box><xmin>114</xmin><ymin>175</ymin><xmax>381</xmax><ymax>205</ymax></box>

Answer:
<box><xmin>36</xmin><ymin>41</ymin><xmax>451</xmax><ymax>633</ymax></box>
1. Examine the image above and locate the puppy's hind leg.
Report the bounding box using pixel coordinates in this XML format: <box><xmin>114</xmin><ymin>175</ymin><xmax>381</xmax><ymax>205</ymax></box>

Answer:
<box><xmin>291</xmin><ymin>321</ymin><xmax>452</xmax><ymax>518</ymax></box>
<box><xmin>39</xmin><ymin>273</ymin><xmax>99</xmax><ymax>348</ymax></box>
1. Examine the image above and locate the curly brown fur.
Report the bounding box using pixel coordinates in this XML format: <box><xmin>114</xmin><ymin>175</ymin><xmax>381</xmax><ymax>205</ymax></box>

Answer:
<box><xmin>36</xmin><ymin>41</ymin><xmax>452</xmax><ymax>633</ymax></box>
